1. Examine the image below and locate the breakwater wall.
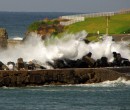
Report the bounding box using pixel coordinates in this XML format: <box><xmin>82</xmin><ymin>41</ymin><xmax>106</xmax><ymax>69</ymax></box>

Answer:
<box><xmin>7</xmin><ymin>39</ymin><xmax>22</xmax><ymax>47</ymax></box>
<box><xmin>0</xmin><ymin>28</ymin><xmax>22</xmax><ymax>48</ymax></box>
<box><xmin>0</xmin><ymin>68</ymin><xmax>130</xmax><ymax>87</ymax></box>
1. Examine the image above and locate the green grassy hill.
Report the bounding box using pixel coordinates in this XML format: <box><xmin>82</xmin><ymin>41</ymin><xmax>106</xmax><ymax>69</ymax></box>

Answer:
<box><xmin>65</xmin><ymin>13</ymin><xmax>130</xmax><ymax>35</ymax></box>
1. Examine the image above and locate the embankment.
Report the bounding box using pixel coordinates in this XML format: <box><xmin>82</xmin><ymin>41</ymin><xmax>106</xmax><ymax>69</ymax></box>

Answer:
<box><xmin>0</xmin><ymin>68</ymin><xmax>130</xmax><ymax>87</ymax></box>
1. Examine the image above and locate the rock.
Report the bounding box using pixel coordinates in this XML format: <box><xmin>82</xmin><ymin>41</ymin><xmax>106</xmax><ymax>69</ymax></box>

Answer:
<box><xmin>0</xmin><ymin>28</ymin><xmax>8</xmax><ymax>48</ymax></box>
<box><xmin>83</xmin><ymin>56</ymin><xmax>95</xmax><ymax>67</ymax></box>
<box><xmin>24</xmin><ymin>19</ymin><xmax>64</xmax><ymax>41</ymax></box>
<box><xmin>16</xmin><ymin>58</ymin><xmax>26</xmax><ymax>70</ymax></box>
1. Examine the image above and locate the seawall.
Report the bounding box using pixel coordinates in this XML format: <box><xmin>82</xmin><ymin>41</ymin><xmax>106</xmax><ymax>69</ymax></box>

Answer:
<box><xmin>0</xmin><ymin>68</ymin><xmax>130</xmax><ymax>87</ymax></box>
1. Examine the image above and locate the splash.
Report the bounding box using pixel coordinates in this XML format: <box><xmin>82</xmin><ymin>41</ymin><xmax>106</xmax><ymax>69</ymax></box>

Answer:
<box><xmin>0</xmin><ymin>31</ymin><xmax>130</xmax><ymax>68</ymax></box>
<box><xmin>12</xmin><ymin>37</ymin><xmax>23</xmax><ymax>40</ymax></box>
<box><xmin>75</xmin><ymin>77</ymin><xmax>130</xmax><ymax>87</ymax></box>
<box><xmin>87</xmin><ymin>35</ymin><xmax>130</xmax><ymax>62</ymax></box>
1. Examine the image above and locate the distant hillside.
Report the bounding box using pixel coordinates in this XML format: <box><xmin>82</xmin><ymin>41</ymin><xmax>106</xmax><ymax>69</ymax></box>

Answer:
<box><xmin>26</xmin><ymin>13</ymin><xmax>130</xmax><ymax>42</ymax></box>
<box><xmin>65</xmin><ymin>13</ymin><xmax>130</xmax><ymax>35</ymax></box>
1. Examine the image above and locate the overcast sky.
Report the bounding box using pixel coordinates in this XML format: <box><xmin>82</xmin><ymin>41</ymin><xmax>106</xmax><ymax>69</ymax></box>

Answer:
<box><xmin>0</xmin><ymin>0</ymin><xmax>130</xmax><ymax>12</ymax></box>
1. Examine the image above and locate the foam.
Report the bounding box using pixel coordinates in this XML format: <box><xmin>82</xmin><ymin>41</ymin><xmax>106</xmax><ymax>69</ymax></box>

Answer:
<box><xmin>74</xmin><ymin>77</ymin><xmax>130</xmax><ymax>87</ymax></box>
<box><xmin>12</xmin><ymin>37</ymin><xmax>23</xmax><ymax>40</ymax></box>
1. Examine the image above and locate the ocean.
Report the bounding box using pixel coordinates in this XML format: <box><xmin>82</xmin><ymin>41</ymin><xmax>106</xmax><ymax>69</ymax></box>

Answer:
<box><xmin>0</xmin><ymin>12</ymin><xmax>77</xmax><ymax>38</ymax></box>
<box><xmin>0</xmin><ymin>78</ymin><xmax>130</xmax><ymax>110</ymax></box>
<box><xmin>0</xmin><ymin>12</ymin><xmax>130</xmax><ymax>110</ymax></box>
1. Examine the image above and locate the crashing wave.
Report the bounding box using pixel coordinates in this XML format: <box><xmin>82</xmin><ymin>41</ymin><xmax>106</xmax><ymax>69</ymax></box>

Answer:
<box><xmin>0</xmin><ymin>31</ymin><xmax>130</xmax><ymax>68</ymax></box>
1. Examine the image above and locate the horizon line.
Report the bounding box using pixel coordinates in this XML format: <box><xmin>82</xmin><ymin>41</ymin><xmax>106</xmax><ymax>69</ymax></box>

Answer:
<box><xmin>0</xmin><ymin>10</ymin><xmax>95</xmax><ymax>13</ymax></box>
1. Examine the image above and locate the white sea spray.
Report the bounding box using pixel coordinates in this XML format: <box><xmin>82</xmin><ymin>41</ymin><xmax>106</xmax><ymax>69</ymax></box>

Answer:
<box><xmin>0</xmin><ymin>31</ymin><xmax>130</xmax><ymax>68</ymax></box>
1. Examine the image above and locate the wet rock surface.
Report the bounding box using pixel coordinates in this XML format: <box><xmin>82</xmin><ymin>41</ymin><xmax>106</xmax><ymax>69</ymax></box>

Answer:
<box><xmin>0</xmin><ymin>68</ymin><xmax>130</xmax><ymax>87</ymax></box>
<box><xmin>0</xmin><ymin>28</ymin><xmax>8</xmax><ymax>48</ymax></box>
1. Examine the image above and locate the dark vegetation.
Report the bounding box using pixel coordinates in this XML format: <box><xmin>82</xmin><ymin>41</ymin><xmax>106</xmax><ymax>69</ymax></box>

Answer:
<box><xmin>27</xmin><ymin>18</ymin><xmax>64</xmax><ymax>39</ymax></box>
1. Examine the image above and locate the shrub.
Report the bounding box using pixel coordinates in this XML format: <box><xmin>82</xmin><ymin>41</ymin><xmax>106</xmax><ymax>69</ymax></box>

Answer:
<box><xmin>28</xmin><ymin>21</ymin><xmax>46</xmax><ymax>31</ymax></box>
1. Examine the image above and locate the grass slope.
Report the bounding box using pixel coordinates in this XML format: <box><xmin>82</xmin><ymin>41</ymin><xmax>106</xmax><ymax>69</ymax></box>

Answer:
<box><xmin>66</xmin><ymin>13</ymin><xmax>130</xmax><ymax>34</ymax></box>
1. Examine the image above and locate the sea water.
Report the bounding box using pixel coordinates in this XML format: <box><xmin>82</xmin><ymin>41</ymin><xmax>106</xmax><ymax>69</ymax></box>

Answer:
<box><xmin>0</xmin><ymin>12</ymin><xmax>77</xmax><ymax>38</ymax></box>
<box><xmin>0</xmin><ymin>78</ymin><xmax>130</xmax><ymax>110</ymax></box>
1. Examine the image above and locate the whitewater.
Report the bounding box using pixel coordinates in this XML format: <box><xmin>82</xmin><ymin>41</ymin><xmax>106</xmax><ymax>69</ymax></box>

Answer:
<box><xmin>1</xmin><ymin>31</ymin><xmax>130</xmax><ymax>69</ymax></box>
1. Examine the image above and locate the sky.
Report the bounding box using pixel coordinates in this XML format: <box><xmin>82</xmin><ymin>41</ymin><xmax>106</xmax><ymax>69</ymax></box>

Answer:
<box><xmin>0</xmin><ymin>0</ymin><xmax>130</xmax><ymax>12</ymax></box>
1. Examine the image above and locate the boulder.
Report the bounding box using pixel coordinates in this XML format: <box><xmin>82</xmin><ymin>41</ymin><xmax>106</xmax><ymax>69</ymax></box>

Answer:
<box><xmin>0</xmin><ymin>28</ymin><xmax>8</xmax><ymax>48</ymax></box>
<box><xmin>16</xmin><ymin>58</ymin><xmax>26</xmax><ymax>70</ymax></box>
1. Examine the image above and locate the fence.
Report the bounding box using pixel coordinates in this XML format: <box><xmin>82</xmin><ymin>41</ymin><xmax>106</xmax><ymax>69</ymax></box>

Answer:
<box><xmin>60</xmin><ymin>16</ymin><xmax>84</xmax><ymax>26</ymax></box>
<box><xmin>115</xmin><ymin>8</ymin><xmax>130</xmax><ymax>14</ymax></box>
<box><xmin>60</xmin><ymin>10</ymin><xmax>130</xmax><ymax>26</ymax></box>
<box><xmin>60</xmin><ymin>12</ymin><xmax>114</xmax><ymax>26</ymax></box>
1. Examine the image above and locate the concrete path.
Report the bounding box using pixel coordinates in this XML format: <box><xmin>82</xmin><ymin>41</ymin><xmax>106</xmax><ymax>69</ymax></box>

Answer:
<box><xmin>112</xmin><ymin>34</ymin><xmax>130</xmax><ymax>42</ymax></box>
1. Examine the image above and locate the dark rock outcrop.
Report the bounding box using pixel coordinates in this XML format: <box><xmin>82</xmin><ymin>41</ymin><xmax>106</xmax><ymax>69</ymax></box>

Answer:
<box><xmin>0</xmin><ymin>68</ymin><xmax>130</xmax><ymax>87</ymax></box>
<box><xmin>0</xmin><ymin>28</ymin><xmax>8</xmax><ymax>48</ymax></box>
<box><xmin>25</xmin><ymin>18</ymin><xmax>64</xmax><ymax>40</ymax></box>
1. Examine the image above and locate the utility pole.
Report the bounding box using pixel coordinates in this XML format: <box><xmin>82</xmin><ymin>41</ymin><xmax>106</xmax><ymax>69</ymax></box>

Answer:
<box><xmin>106</xmin><ymin>16</ymin><xmax>110</xmax><ymax>35</ymax></box>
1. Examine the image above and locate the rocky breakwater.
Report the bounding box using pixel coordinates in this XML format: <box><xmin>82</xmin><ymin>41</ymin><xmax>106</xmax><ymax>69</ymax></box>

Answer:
<box><xmin>0</xmin><ymin>28</ymin><xmax>8</xmax><ymax>48</ymax></box>
<box><xmin>0</xmin><ymin>68</ymin><xmax>130</xmax><ymax>87</ymax></box>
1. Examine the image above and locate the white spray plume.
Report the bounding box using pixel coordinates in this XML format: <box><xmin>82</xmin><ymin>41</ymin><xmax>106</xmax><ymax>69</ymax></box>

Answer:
<box><xmin>0</xmin><ymin>31</ymin><xmax>130</xmax><ymax>66</ymax></box>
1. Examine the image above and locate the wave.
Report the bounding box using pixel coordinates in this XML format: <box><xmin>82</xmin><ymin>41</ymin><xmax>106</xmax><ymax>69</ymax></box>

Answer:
<box><xmin>1</xmin><ymin>31</ymin><xmax>130</xmax><ymax>68</ymax></box>
<box><xmin>41</xmin><ymin>77</ymin><xmax>130</xmax><ymax>87</ymax></box>
<box><xmin>12</xmin><ymin>37</ymin><xmax>23</xmax><ymax>40</ymax></box>
<box><xmin>74</xmin><ymin>77</ymin><xmax>130</xmax><ymax>87</ymax></box>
